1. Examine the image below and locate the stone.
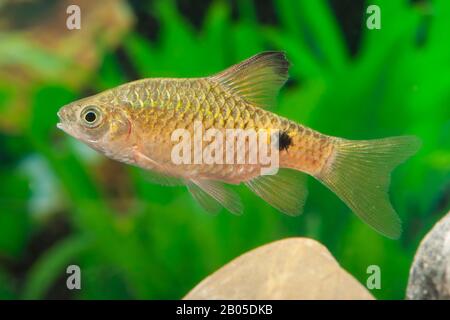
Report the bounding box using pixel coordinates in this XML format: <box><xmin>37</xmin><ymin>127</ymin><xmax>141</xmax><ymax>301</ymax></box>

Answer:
<box><xmin>184</xmin><ymin>237</ymin><xmax>373</xmax><ymax>300</ymax></box>
<box><xmin>407</xmin><ymin>212</ymin><xmax>450</xmax><ymax>299</ymax></box>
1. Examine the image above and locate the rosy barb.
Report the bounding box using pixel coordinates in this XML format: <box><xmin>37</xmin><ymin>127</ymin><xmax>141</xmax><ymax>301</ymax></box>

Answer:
<box><xmin>57</xmin><ymin>52</ymin><xmax>420</xmax><ymax>238</ymax></box>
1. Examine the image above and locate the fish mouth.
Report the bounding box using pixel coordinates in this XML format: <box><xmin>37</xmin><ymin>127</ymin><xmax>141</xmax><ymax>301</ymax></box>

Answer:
<box><xmin>56</xmin><ymin>110</ymin><xmax>64</xmax><ymax>131</ymax></box>
<box><xmin>56</xmin><ymin>109</ymin><xmax>68</xmax><ymax>132</ymax></box>
<box><xmin>56</xmin><ymin>108</ymin><xmax>81</xmax><ymax>139</ymax></box>
<box><xmin>56</xmin><ymin>121</ymin><xmax>72</xmax><ymax>136</ymax></box>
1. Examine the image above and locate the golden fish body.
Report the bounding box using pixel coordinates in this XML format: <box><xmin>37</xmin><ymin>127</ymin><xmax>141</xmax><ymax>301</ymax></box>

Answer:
<box><xmin>92</xmin><ymin>77</ymin><xmax>333</xmax><ymax>184</ymax></box>
<box><xmin>57</xmin><ymin>52</ymin><xmax>420</xmax><ymax>238</ymax></box>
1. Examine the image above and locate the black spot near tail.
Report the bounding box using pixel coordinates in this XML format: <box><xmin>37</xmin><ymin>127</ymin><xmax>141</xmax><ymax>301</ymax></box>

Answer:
<box><xmin>278</xmin><ymin>131</ymin><xmax>293</xmax><ymax>151</ymax></box>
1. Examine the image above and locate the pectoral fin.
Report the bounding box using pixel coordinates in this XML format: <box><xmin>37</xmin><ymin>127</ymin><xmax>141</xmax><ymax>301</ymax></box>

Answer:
<box><xmin>134</xmin><ymin>149</ymin><xmax>185</xmax><ymax>186</ymax></box>
<box><xmin>142</xmin><ymin>170</ymin><xmax>185</xmax><ymax>186</ymax></box>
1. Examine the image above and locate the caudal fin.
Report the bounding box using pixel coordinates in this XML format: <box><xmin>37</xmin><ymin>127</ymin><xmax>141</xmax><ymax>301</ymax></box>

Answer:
<box><xmin>316</xmin><ymin>136</ymin><xmax>421</xmax><ymax>239</ymax></box>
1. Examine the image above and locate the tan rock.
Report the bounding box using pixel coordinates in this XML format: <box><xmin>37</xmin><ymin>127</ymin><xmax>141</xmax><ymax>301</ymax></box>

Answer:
<box><xmin>184</xmin><ymin>237</ymin><xmax>373</xmax><ymax>300</ymax></box>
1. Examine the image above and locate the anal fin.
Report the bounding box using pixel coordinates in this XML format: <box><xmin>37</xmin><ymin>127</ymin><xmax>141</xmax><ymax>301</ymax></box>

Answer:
<box><xmin>245</xmin><ymin>169</ymin><xmax>308</xmax><ymax>216</ymax></box>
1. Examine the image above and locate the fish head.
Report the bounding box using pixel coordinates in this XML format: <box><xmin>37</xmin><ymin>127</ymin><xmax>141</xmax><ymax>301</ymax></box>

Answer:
<box><xmin>56</xmin><ymin>95</ymin><xmax>131</xmax><ymax>153</ymax></box>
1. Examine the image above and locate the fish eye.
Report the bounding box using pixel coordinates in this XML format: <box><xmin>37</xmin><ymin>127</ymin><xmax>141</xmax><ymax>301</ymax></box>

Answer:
<box><xmin>81</xmin><ymin>105</ymin><xmax>102</xmax><ymax>127</ymax></box>
<box><xmin>85</xmin><ymin>111</ymin><xmax>96</xmax><ymax>123</ymax></box>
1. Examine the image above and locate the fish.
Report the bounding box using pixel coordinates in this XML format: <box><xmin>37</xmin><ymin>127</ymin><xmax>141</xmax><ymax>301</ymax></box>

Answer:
<box><xmin>57</xmin><ymin>51</ymin><xmax>421</xmax><ymax>239</ymax></box>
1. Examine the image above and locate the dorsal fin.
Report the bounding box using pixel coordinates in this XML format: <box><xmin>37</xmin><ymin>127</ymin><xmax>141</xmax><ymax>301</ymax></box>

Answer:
<box><xmin>210</xmin><ymin>51</ymin><xmax>290</xmax><ymax>109</ymax></box>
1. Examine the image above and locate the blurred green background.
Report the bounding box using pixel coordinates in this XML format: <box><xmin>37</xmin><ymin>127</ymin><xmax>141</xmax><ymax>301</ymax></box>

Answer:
<box><xmin>0</xmin><ymin>0</ymin><xmax>449</xmax><ymax>300</ymax></box>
